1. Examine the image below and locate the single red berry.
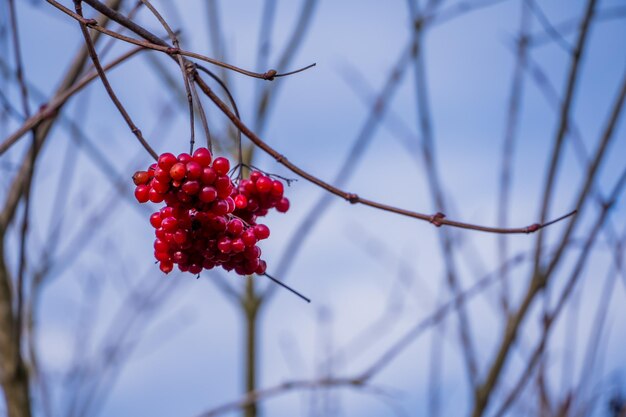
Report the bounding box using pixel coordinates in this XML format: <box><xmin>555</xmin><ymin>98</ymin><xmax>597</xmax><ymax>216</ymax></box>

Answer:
<box><xmin>177</xmin><ymin>153</ymin><xmax>192</xmax><ymax>163</ymax></box>
<box><xmin>276</xmin><ymin>197</ymin><xmax>290</xmax><ymax>213</ymax></box>
<box><xmin>134</xmin><ymin>185</ymin><xmax>150</xmax><ymax>203</ymax></box>
<box><xmin>193</xmin><ymin>147</ymin><xmax>212</xmax><ymax>167</ymax></box>
<box><xmin>152</xmin><ymin>179</ymin><xmax>170</xmax><ymax>194</ymax></box>
<box><xmin>173</xmin><ymin>230</ymin><xmax>188</xmax><ymax>245</ymax></box>
<box><xmin>155</xmin><ymin>227</ymin><xmax>167</xmax><ymax>240</ymax></box>
<box><xmin>158</xmin><ymin>153</ymin><xmax>177</xmax><ymax>171</ymax></box>
<box><xmin>227</xmin><ymin>218</ymin><xmax>244</xmax><ymax>236</ymax></box>
<box><xmin>150</xmin><ymin>212</ymin><xmax>162</xmax><ymax>228</ymax></box>
<box><xmin>161</xmin><ymin>217</ymin><xmax>178</xmax><ymax>232</ymax></box>
<box><xmin>199</xmin><ymin>186</ymin><xmax>218</xmax><ymax>203</ymax></box>
<box><xmin>148</xmin><ymin>188</ymin><xmax>165</xmax><ymax>203</ymax></box>
<box><xmin>154</xmin><ymin>239</ymin><xmax>169</xmax><ymax>252</ymax></box>
<box><xmin>231</xmin><ymin>238</ymin><xmax>245</xmax><ymax>253</ymax></box>
<box><xmin>159</xmin><ymin>260</ymin><xmax>174</xmax><ymax>274</ymax></box>
<box><xmin>256</xmin><ymin>260</ymin><xmax>267</xmax><ymax>275</ymax></box>
<box><xmin>215</xmin><ymin>175</ymin><xmax>231</xmax><ymax>192</ymax></box>
<box><xmin>182</xmin><ymin>180</ymin><xmax>200</xmax><ymax>195</ymax></box>
<box><xmin>201</xmin><ymin>167</ymin><xmax>217</xmax><ymax>185</ymax></box>
<box><xmin>153</xmin><ymin>167</ymin><xmax>170</xmax><ymax>182</ymax></box>
<box><xmin>217</xmin><ymin>237</ymin><xmax>232</xmax><ymax>253</ymax></box>
<box><xmin>172</xmin><ymin>251</ymin><xmax>188</xmax><ymax>264</ymax></box>
<box><xmin>189</xmin><ymin>264</ymin><xmax>202</xmax><ymax>275</ymax></box>
<box><xmin>132</xmin><ymin>171</ymin><xmax>151</xmax><ymax>185</ymax></box>
<box><xmin>254</xmin><ymin>224</ymin><xmax>270</xmax><ymax>240</ymax></box>
<box><xmin>213</xmin><ymin>157</ymin><xmax>230</xmax><ymax>176</ymax></box>
<box><xmin>212</xmin><ymin>199</ymin><xmax>230</xmax><ymax>216</ymax></box>
<box><xmin>225</xmin><ymin>197</ymin><xmax>235</xmax><ymax>213</ymax></box>
<box><xmin>186</xmin><ymin>161</ymin><xmax>202</xmax><ymax>180</ymax></box>
<box><xmin>250</xmin><ymin>171</ymin><xmax>262</xmax><ymax>182</ymax></box>
<box><xmin>271</xmin><ymin>180</ymin><xmax>284</xmax><ymax>197</ymax></box>
<box><xmin>211</xmin><ymin>216</ymin><xmax>227</xmax><ymax>232</ymax></box>
<box><xmin>255</xmin><ymin>176</ymin><xmax>272</xmax><ymax>193</ymax></box>
<box><xmin>170</xmin><ymin>162</ymin><xmax>186</xmax><ymax>181</ymax></box>
<box><xmin>160</xmin><ymin>206</ymin><xmax>175</xmax><ymax>218</ymax></box>
<box><xmin>234</xmin><ymin>194</ymin><xmax>248</xmax><ymax>209</ymax></box>
<box><xmin>155</xmin><ymin>251</ymin><xmax>171</xmax><ymax>262</ymax></box>
<box><xmin>244</xmin><ymin>245</ymin><xmax>261</xmax><ymax>260</ymax></box>
<box><xmin>241</xmin><ymin>229</ymin><xmax>257</xmax><ymax>246</ymax></box>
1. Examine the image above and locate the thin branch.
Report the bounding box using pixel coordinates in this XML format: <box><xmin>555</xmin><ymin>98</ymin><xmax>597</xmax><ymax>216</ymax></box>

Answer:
<box><xmin>0</xmin><ymin>46</ymin><xmax>144</xmax><ymax>156</ymax></box>
<box><xmin>47</xmin><ymin>0</ymin><xmax>315</xmax><ymax>81</ymax></box>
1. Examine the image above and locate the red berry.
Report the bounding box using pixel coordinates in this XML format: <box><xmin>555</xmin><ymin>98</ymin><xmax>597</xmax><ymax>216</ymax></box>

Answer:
<box><xmin>227</xmin><ymin>218</ymin><xmax>244</xmax><ymax>235</ymax></box>
<box><xmin>134</xmin><ymin>185</ymin><xmax>150</xmax><ymax>203</ymax></box>
<box><xmin>271</xmin><ymin>180</ymin><xmax>284</xmax><ymax>197</ymax></box>
<box><xmin>150</xmin><ymin>212</ymin><xmax>162</xmax><ymax>228</ymax></box>
<box><xmin>186</xmin><ymin>161</ymin><xmax>202</xmax><ymax>180</ymax></box>
<box><xmin>213</xmin><ymin>157</ymin><xmax>230</xmax><ymax>176</ymax></box>
<box><xmin>231</xmin><ymin>238</ymin><xmax>245</xmax><ymax>253</ymax></box>
<box><xmin>217</xmin><ymin>237</ymin><xmax>232</xmax><ymax>253</ymax></box>
<box><xmin>254</xmin><ymin>224</ymin><xmax>270</xmax><ymax>240</ymax></box>
<box><xmin>201</xmin><ymin>167</ymin><xmax>217</xmax><ymax>185</ymax></box>
<box><xmin>158</xmin><ymin>153</ymin><xmax>177</xmax><ymax>170</ymax></box>
<box><xmin>256</xmin><ymin>260</ymin><xmax>267</xmax><ymax>275</ymax></box>
<box><xmin>212</xmin><ymin>199</ymin><xmax>229</xmax><ymax>216</ymax></box>
<box><xmin>154</xmin><ymin>239</ymin><xmax>169</xmax><ymax>252</ymax></box>
<box><xmin>161</xmin><ymin>217</ymin><xmax>178</xmax><ymax>232</ymax></box>
<box><xmin>152</xmin><ymin>179</ymin><xmax>170</xmax><ymax>194</ymax></box>
<box><xmin>148</xmin><ymin>188</ymin><xmax>165</xmax><ymax>203</ymax></box>
<box><xmin>170</xmin><ymin>163</ymin><xmax>186</xmax><ymax>181</ymax></box>
<box><xmin>132</xmin><ymin>171</ymin><xmax>151</xmax><ymax>185</ymax></box>
<box><xmin>199</xmin><ymin>186</ymin><xmax>218</xmax><ymax>203</ymax></box>
<box><xmin>177</xmin><ymin>153</ymin><xmax>192</xmax><ymax>163</ymax></box>
<box><xmin>250</xmin><ymin>171</ymin><xmax>262</xmax><ymax>182</ymax></box>
<box><xmin>189</xmin><ymin>264</ymin><xmax>202</xmax><ymax>275</ymax></box>
<box><xmin>155</xmin><ymin>251</ymin><xmax>171</xmax><ymax>262</ymax></box>
<box><xmin>276</xmin><ymin>197</ymin><xmax>290</xmax><ymax>213</ymax></box>
<box><xmin>172</xmin><ymin>251</ymin><xmax>188</xmax><ymax>264</ymax></box>
<box><xmin>242</xmin><ymin>229</ymin><xmax>257</xmax><ymax>246</ymax></box>
<box><xmin>234</xmin><ymin>194</ymin><xmax>248</xmax><ymax>209</ymax></box>
<box><xmin>182</xmin><ymin>180</ymin><xmax>200</xmax><ymax>195</ymax></box>
<box><xmin>193</xmin><ymin>147</ymin><xmax>212</xmax><ymax>167</ymax></box>
<box><xmin>159</xmin><ymin>260</ymin><xmax>174</xmax><ymax>274</ymax></box>
<box><xmin>255</xmin><ymin>176</ymin><xmax>272</xmax><ymax>193</ymax></box>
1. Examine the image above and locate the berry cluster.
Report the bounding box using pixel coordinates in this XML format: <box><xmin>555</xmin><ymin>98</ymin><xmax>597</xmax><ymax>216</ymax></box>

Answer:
<box><xmin>132</xmin><ymin>147</ymin><xmax>289</xmax><ymax>275</ymax></box>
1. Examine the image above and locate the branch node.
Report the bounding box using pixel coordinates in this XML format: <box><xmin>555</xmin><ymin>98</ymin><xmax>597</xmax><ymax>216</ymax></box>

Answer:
<box><xmin>346</xmin><ymin>193</ymin><xmax>359</xmax><ymax>204</ymax></box>
<box><xmin>263</xmin><ymin>69</ymin><xmax>277</xmax><ymax>81</ymax></box>
<box><xmin>524</xmin><ymin>223</ymin><xmax>541</xmax><ymax>234</ymax></box>
<box><xmin>84</xmin><ymin>18</ymin><xmax>98</xmax><ymax>27</ymax></box>
<box><xmin>429</xmin><ymin>212</ymin><xmax>446</xmax><ymax>227</ymax></box>
<box><xmin>166</xmin><ymin>47</ymin><xmax>180</xmax><ymax>55</ymax></box>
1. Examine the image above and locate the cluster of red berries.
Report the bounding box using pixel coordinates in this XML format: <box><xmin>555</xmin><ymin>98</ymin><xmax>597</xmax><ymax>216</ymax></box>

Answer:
<box><xmin>132</xmin><ymin>147</ymin><xmax>289</xmax><ymax>275</ymax></box>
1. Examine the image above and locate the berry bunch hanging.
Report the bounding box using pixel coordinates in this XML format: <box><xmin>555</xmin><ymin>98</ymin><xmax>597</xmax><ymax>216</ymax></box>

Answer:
<box><xmin>132</xmin><ymin>147</ymin><xmax>289</xmax><ymax>276</ymax></box>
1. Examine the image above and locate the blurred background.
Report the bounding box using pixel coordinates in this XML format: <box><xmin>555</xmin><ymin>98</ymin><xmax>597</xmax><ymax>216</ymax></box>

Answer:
<box><xmin>1</xmin><ymin>0</ymin><xmax>625</xmax><ymax>416</ymax></box>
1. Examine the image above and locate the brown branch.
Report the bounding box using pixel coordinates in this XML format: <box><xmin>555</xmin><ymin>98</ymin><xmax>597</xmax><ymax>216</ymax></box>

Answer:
<box><xmin>73</xmin><ymin>0</ymin><xmax>158</xmax><ymax>160</ymax></box>
<box><xmin>0</xmin><ymin>46</ymin><xmax>143</xmax><ymax>156</ymax></box>
<box><xmin>47</xmin><ymin>0</ymin><xmax>315</xmax><ymax>81</ymax></box>
<box><xmin>195</xmin><ymin>74</ymin><xmax>577</xmax><ymax>237</ymax></box>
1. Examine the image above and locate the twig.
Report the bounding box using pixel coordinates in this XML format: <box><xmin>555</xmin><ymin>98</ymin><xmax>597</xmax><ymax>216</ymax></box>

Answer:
<box><xmin>262</xmin><ymin>273</ymin><xmax>310</xmax><ymax>303</ymax></box>
<box><xmin>137</xmin><ymin>0</ymin><xmax>196</xmax><ymax>153</ymax></box>
<box><xmin>47</xmin><ymin>0</ymin><xmax>315</xmax><ymax>81</ymax></box>
<box><xmin>0</xmin><ymin>46</ymin><xmax>144</xmax><ymax>156</ymax></box>
<box><xmin>73</xmin><ymin>0</ymin><xmax>158</xmax><ymax>160</ymax></box>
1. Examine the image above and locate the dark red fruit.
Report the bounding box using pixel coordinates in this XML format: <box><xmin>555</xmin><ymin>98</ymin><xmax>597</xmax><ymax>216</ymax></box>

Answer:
<box><xmin>193</xmin><ymin>147</ymin><xmax>212</xmax><ymax>167</ymax></box>
<box><xmin>170</xmin><ymin>163</ymin><xmax>186</xmax><ymax>181</ymax></box>
<box><xmin>213</xmin><ymin>157</ymin><xmax>230</xmax><ymax>176</ymax></box>
<box><xmin>134</xmin><ymin>185</ymin><xmax>150</xmax><ymax>203</ymax></box>
<box><xmin>133</xmin><ymin>171</ymin><xmax>151</xmax><ymax>185</ymax></box>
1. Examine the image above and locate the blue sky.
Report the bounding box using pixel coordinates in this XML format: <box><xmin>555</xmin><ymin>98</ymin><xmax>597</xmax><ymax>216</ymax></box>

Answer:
<box><xmin>1</xmin><ymin>0</ymin><xmax>626</xmax><ymax>416</ymax></box>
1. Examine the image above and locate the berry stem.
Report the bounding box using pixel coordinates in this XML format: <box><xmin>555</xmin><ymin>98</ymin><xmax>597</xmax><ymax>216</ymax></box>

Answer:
<box><xmin>262</xmin><ymin>273</ymin><xmax>311</xmax><ymax>303</ymax></box>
